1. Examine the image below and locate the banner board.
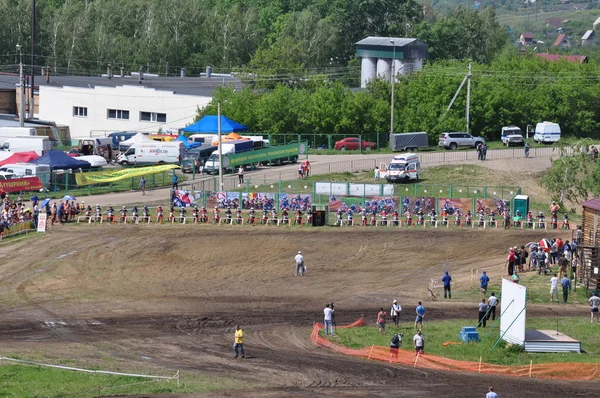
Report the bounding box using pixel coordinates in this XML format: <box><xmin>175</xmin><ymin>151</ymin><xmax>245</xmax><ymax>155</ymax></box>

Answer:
<box><xmin>223</xmin><ymin>142</ymin><xmax>306</xmax><ymax>167</ymax></box>
<box><xmin>0</xmin><ymin>177</ymin><xmax>43</xmax><ymax>193</ymax></box>
<box><xmin>37</xmin><ymin>213</ymin><xmax>47</xmax><ymax>232</ymax></box>
<box><xmin>75</xmin><ymin>165</ymin><xmax>179</xmax><ymax>185</ymax></box>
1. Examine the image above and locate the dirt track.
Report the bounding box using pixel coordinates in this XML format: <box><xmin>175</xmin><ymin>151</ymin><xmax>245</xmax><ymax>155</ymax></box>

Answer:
<box><xmin>0</xmin><ymin>225</ymin><xmax>596</xmax><ymax>397</ymax></box>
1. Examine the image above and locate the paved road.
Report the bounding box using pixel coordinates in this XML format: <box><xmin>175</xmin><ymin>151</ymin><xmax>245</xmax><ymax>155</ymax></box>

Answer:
<box><xmin>73</xmin><ymin>146</ymin><xmax>563</xmax><ymax>207</ymax></box>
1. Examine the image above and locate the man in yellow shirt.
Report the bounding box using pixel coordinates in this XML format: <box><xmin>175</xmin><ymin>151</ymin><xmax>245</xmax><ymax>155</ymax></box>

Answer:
<box><xmin>234</xmin><ymin>325</ymin><xmax>245</xmax><ymax>359</ymax></box>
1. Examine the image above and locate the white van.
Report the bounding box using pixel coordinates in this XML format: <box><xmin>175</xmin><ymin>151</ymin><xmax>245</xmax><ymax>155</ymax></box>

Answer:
<box><xmin>0</xmin><ymin>163</ymin><xmax>51</xmax><ymax>186</ymax></box>
<box><xmin>117</xmin><ymin>141</ymin><xmax>185</xmax><ymax>165</ymax></box>
<box><xmin>384</xmin><ymin>153</ymin><xmax>421</xmax><ymax>182</ymax></box>
<box><xmin>0</xmin><ymin>136</ymin><xmax>52</xmax><ymax>156</ymax></box>
<box><xmin>534</xmin><ymin>122</ymin><xmax>561</xmax><ymax>144</ymax></box>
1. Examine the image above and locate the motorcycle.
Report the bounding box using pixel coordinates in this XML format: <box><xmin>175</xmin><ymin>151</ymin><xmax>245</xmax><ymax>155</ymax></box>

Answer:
<box><xmin>249</xmin><ymin>210</ymin><xmax>256</xmax><ymax>225</ymax></box>
<box><xmin>380</xmin><ymin>213</ymin><xmax>388</xmax><ymax>226</ymax></box>
<box><xmin>143</xmin><ymin>207</ymin><xmax>150</xmax><ymax>223</ymax></box>
<box><xmin>464</xmin><ymin>213</ymin><xmax>472</xmax><ymax>227</ymax></box>
<box><xmin>335</xmin><ymin>212</ymin><xmax>343</xmax><ymax>227</ymax></box>
<box><xmin>193</xmin><ymin>209</ymin><xmax>199</xmax><ymax>223</ymax></box>
<box><xmin>107</xmin><ymin>208</ymin><xmax>115</xmax><ymax>223</ymax></box>
<box><xmin>156</xmin><ymin>208</ymin><xmax>163</xmax><ymax>224</ymax></box>
<box><xmin>261</xmin><ymin>211</ymin><xmax>268</xmax><ymax>225</ymax></box>
<box><xmin>513</xmin><ymin>216</ymin><xmax>522</xmax><ymax>228</ymax></box>
<box><xmin>477</xmin><ymin>213</ymin><xmax>485</xmax><ymax>228</ymax></box>
<box><xmin>225</xmin><ymin>211</ymin><xmax>232</xmax><ymax>224</ymax></box>
<box><xmin>370</xmin><ymin>213</ymin><xmax>376</xmax><ymax>226</ymax></box>
<box><xmin>347</xmin><ymin>212</ymin><xmax>353</xmax><ymax>226</ymax></box>
<box><xmin>132</xmin><ymin>208</ymin><xmax>139</xmax><ymax>224</ymax></box>
<box><xmin>169</xmin><ymin>208</ymin><xmax>175</xmax><ymax>223</ymax></box>
<box><xmin>561</xmin><ymin>214</ymin><xmax>570</xmax><ymax>230</ymax></box>
<box><xmin>179</xmin><ymin>208</ymin><xmax>186</xmax><ymax>223</ymax></box>
<box><xmin>200</xmin><ymin>210</ymin><xmax>208</xmax><ymax>223</ymax></box>
<box><xmin>213</xmin><ymin>211</ymin><xmax>220</xmax><ymax>224</ymax></box>
<box><xmin>120</xmin><ymin>210</ymin><xmax>127</xmax><ymax>223</ymax></box>
<box><xmin>235</xmin><ymin>211</ymin><xmax>243</xmax><ymax>224</ymax></box>
<box><xmin>270</xmin><ymin>211</ymin><xmax>278</xmax><ymax>224</ymax></box>
<box><xmin>281</xmin><ymin>211</ymin><xmax>289</xmax><ymax>225</ymax></box>
<box><xmin>428</xmin><ymin>212</ymin><xmax>437</xmax><ymax>226</ymax></box>
<box><xmin>392</xmin><ymin>213</ymin><xmax>399</xmax><ymax>227</ymax></box>
<box><xmin>294</xmin><ymin>212</ymin><xmax>302</xmax><ymax>225</ymax></box>
<box><xmin>441</xmin><ymin>214</ymin><xmax>449</xmax><ymax>226</ymax></box>
<box><xmin>361</xmin><ymin>212</ymin><xmax>367</xmax><ymax>226</ymax></box>
<box><xmin>454</xmin><ymin>214</ymin><xmax>461</xmax><ymax>227</ymax></box>
<box><xmin>95</xmin><ymin>208</ymin><xmax>102</xmax><ymax>223</ymax></box>
<box><xmin>307</xmin><ymin>211</ymin><xmax>313</xmax><ymax>225</ymax></box>
<box><xmin>537</xmin><ymin>215</ymin><xmax>545</xmax><ymax>229</ymax></box>
<box><xmin>550</xmin><ymin>211</ymin><xmax>558</xmax><ymax>230</ymax></box>
<box><xmin>526</xmin><ymin>215</ymin><xmax>533</xmax><ymax>228</ymax></box>
<box><xmin>417</xmin><ymin>213</ymin><xmax>424</xmax><ymax>226</ymax></box>
<box><xmin>488</xmin><ymin>213</ymin><xmax>496</xmax><ymax>228</ymax></box>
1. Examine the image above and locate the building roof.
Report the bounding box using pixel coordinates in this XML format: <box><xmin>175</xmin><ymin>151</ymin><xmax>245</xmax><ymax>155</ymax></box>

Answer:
<box><xmin>0</xmin><ymin>72</ymin><xmax>242</xmax><ymax>97</ymax></box>
<box><xmin>521</xmin><ymin>32</ymin><xmax>534</xmax><ymax>39</ymax></box>
<box><xmin>355</xmin><ymin>37</ymin><xmax>420</xmax><ymax>47</ymax></box>
<box><xmin>536</xmin><ymin>53</ymin><xmax>587</xmax><ymax>64</ymax></box>
<box><xmin>553</xmin><ymin>33</ymin><xmax>568</xmax><ymax>46</ymax></box>
<box><xmin>546</xmin><ymin>18</ymin><xmax>564</xmax><ymax>28</ymax></box>
<box><xmin>582</xmin><ymin>30</ymin><xmax>595</xmax><ymax>40</ymax></box>
<box><xmin>583</xmin><ymin>196</ymin><xmax>600</xmax><ymax>212</ymax></box>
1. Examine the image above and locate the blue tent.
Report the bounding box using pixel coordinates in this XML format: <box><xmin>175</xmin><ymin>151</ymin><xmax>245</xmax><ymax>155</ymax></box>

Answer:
<box><xmin>175</xmin><ymin>134</ymin><xmax>201</xmax><ymax>149</ymax></box>
<box><xmin>181</xmin><ymin>115</ymin><xmax>249</xmax><ymax>133</ymax></box>
<box><xmin>31</xmin><ymin>150</ymin><xmax>92</xmax><ymax>170</ymax></box>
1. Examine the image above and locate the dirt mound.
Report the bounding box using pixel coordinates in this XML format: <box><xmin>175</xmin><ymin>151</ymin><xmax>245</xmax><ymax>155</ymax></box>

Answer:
<box><xmin>0</xmin><ymin>225</ymin><xmax>592</xmax><ymax>397</ymax></box>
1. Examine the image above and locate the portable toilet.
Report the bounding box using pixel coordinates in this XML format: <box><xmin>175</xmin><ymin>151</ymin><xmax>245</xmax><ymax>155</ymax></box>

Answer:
<box><xmin>513</xmin><ymin>195</ymin><xmax>529</xmax><ymax>216</ymax></box>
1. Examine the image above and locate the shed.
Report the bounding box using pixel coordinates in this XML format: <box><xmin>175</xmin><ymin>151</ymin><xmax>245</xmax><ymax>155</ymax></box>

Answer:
<box><xmin>582</xmin><ymin>30</ymin><xmax>595</xmax><ymax>47</ymax></box>
<box><xmin>577</xmin><ymin>197</ymin><xmax>600</xmax><ymax>291</ymax></box>
<box><xmin>552</xmin><ymin>33</ymin><xmax>570</xmax><ymax>48</ymax></box>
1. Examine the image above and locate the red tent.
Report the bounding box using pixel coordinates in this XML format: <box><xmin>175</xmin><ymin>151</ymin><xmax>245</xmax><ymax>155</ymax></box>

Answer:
<box><xmin>0</xmin><ymin>151</ymin><xmax>40</xmax><ymax>166</ymax></box>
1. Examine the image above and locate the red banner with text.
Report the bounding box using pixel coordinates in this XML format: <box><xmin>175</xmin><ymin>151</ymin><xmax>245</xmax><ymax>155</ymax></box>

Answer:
<box><xmin>0</xmin><ymin>177</ymin><xmax>43</xmax><ymax>193</ymax></box>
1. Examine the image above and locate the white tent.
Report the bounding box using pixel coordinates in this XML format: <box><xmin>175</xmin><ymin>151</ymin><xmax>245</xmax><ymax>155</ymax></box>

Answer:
<box><xmin>119</xmin><ymin>133</ymin><xmax>153</xmax><ymax>149</ymax></box>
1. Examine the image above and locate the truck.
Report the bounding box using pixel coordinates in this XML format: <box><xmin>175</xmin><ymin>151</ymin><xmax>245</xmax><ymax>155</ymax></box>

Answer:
<box><xmin>383</xmin><ymin>153</ymin><xmax>421</xmax><ymax>183</ymax></box>
<box><xmin>390</xmin><ymin>132</ymin><xmax>429</xmax><ymax>152</ymax></box>
<box><xmin>79</xmin><ymin>137</ymin><xmax>114</xmax><ymax>160</ymax></box>
<box><xmin>501</xmin><ymin>126</ymin><xmax>525</xmax><ymax>146</ymax></box>
<box><xmin>116</xmin><ymin>141</ymin><xmax>185</xmax><ymax>166</ymax></box>
<box><xmin>181</xmin><ymin>145</ymin><xmax>218</xmax><ymax>173</ymax></box>
<box><xmin>534</xmin><ymin>122</ymin><xmax>561</xmax><ymax>144</ymax></box>
<box><xmin>0</xmin><ymin>163</ymin><xmax>52</xmax><ymax>186</ymax></box>
<box><xmin>0</xmin><ymin>127</ymin><xmax>37</xmax><ymax>137</ymax></box>
<box><xmin>204</xmin><ymin>140</ymin><xmax>253</xmax><ymax>174</ymax></box>
<box><xmin>0</xmin><ymin>136</ymin><xmax>53</xmax><ymax>156</ymax></box>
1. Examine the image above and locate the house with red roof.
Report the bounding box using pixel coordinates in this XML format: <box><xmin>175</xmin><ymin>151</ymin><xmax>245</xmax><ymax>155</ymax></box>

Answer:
<box><xmin>536</xmin><ymin>53</ymin><xmax>587</xmax><ymax>64</ymax></box>
<box><xmin>553</xmin><ymin>33</ymin><xmax>570</xmax><ymax>48</ymax></box>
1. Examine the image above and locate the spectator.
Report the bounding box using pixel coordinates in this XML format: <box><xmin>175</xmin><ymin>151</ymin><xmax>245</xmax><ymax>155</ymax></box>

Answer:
<box><xmin>486</xmin><ymin>387</ymin><xmax>499</xmax><ymax>398</ymax></box>
<box><xmin>414</xmin><ymin>302</ymin><xmax>426</xmax><ymax>331</ymax></box>
<box><xmin>561</xmin><ymin>275</ymin><xmax>571</xmax><ymax>303</ymax></box>
<box><xmin>480</xmin><ymin>271</ymin><xmax>490</xmax><ymax>297</ymax></box>
<box><xmin>487</xmin><ymin>293</ymin><xmax>498</xmax><ymax>321</ymax></box>
<box><xmin>377</xmin><ymin>307</ymin><xmax>386</xmax><ymax>335</ymax></box>
<box><xmin>233</xmin><ymin>325</ymin><xmax>245</xmax><ymax>359</ymax></box>
<box><xmin>477</xmin><ymin>299</ymin><xmax>488</xmax><ymax>328</ymax></box>
<box><xmin>413</xmin><ymin>330</ymin><xmax>424</xmax><ymax>354</ymax></box>
<box><xmin>550</xmin><ymin>274</ymin><xmax>559</xmax><ymax>302</ymax></box>
<box><xmin>442</xmin><ymin>271</ymin><xmax>452</xmax><ymax>299</ymax></box>
<box><xmin>172</xmin><ymin>174</ymin><xmax>179</xmax><ymax>190</ymax></box>
<box><xmin>390</xmin><ymin>299</ymin><xmax>402</xmax><ymax>327</ymax></box>
<box><xmin>323</xmin><ymin>304</ymin><xmax>334</xmax><ymax>336</ymax></box>
<box><xmin>238</xmin><ymin>166</ymin><xmax>244</xmax><ymax>184</ymax></box>
<box><xmin>140</xmin><ymin>176</ymin><xmax>146</xmax><ymax>195</ymax></box>
<box><xmin>589</xmin><ymin>293</ymin><xmax>600</xmax><ymax>323</ymax></box>
<box><xmin>374</xmin><ymin>167</ymin><xmax>380</xmax><ymax>182</ymax></box>
<box><xmin>506</xmin><ymin>248</ymin><xmax>516</xmax><ymax>277</ymax></box>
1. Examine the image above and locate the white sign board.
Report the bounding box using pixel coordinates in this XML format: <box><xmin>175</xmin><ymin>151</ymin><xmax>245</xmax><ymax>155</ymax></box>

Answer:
<box><xmin>315</xmin><ymin>182</ymin><xmax>330</xmax><ymax>195</ymax></box>
<box><xmin>383</xmin><ymin>184</ymin><xmax>394</xmax><ymax>196</ymax></box>
<box><xmin>37</xmin><ymin>213</ymin><xmax>47</xmax><ymax>233</ymax></box>
<box><xmin>364</xmin><ymin>184</ymin><xmax>381</xmax><ymax>196</ymax></box>
<box><xmin>348</xmin><ymin>184</ymin><xmax>365</xmax><ymax>197</ymax></box>
<box><xmin>330</xmin><ymin>183</ymin><xmax>347</xmax><ymax>196</ymax></box>
<box><xmin>500</xmin><ymin>278</ymin><xmax>527</xmax><ymax>345</ymax></box>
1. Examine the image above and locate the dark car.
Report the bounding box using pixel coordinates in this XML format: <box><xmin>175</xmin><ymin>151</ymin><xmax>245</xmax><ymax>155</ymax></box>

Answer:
<box><xmin>334</xmin><ymin>137</ymin><xmax>377</xmax><ymax>151</ymax></box>
<box><xmin>181</xmin><ymin>146</ymin><xmax>218</xmax><ymax>173</ymax></box>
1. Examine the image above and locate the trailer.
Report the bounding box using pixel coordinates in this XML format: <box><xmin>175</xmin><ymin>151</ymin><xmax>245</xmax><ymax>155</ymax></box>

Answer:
<box><xmin>390</xmin><ymin>132</ymin><xmax>429</xmax><ymax>152</ymax></box>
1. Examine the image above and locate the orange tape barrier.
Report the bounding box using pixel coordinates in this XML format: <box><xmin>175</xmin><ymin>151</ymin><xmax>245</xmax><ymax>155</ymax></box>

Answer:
<box><xmin>311</xmin><ymin>318</ymin><xmax>599</xmax><ymax>381</ymax></box>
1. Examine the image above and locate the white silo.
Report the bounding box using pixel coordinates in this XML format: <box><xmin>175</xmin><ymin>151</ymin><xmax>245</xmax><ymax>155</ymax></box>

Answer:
<box><xmin>361</xmin><ymin>57</ymin><xmax>377</xmax><ymax>88</ymax></box>
<box><xmin>376</xmin><ymin>58</ymin><xmax>391</xmax><ymax>81</ymax></box>
<box><xmin>391</xmin><ymin>59</ymin><xmax>406</xmax><ymax>79</ymax></box>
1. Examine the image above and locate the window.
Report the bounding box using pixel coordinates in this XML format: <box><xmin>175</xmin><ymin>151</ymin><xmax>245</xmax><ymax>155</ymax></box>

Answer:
<box><xmin>25</xmin><ymin>169</ymin><xmax>32</xmax><ymax>176</ymax></box>
<box><xmin>140</xmin><ymin>111</ymin><xmax>167</xmax><ymax>123</ymax></box>
<box><xmin>107</xmin><ymin>109</ymin><xmax>130</xmax><ymax>120</ymax></box>
<box><xmin>73</xmin><ymin>106</ymin><xmax>88</xmax><ymax>117</ymax></box>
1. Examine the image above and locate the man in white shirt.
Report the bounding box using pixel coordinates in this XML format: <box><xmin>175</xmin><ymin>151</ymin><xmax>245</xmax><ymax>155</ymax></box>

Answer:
<box><xmin>589</xmin><ymin>292</ymin><xmax>600</xmax><ymax>323</ymax></box>
<box><xmin>550</xmin><ymin>274</ymin><xmax>559</xmax><ymax>302</ymax></box>
<box><xmin>486</xmin><ymin>386</ymin><xmax>499</xmax><ymax>398</ymax></box>
<box><xmin>413</xmin><ymin>330</ymin><xmax>424</xmax><ymax>354</ymax></box>
<box><xmin>294</xmin><ymin>251</ymin><xmax>304</xmax><ymax>276</ymax></box>
<box><xmin>323</xmin><ymin>304</ymin><xmax>334</xmax><ymax>335</ymax></box>
<box><xmin>390</xmin><ymin>299</ymin><xmax>402</xmax><ymax>327</ymax></box>
<box><xmin>487</xmin><ymin>293</ymin><xmax>499</xmax><ymax>321</ymax></box>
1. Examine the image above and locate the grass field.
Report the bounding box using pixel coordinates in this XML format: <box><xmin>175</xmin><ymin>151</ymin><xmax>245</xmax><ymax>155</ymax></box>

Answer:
<box><xmin>0</xmin><ymin>364</ymin><xmax>253</xmax><ymax>397</ymax></box>
<box><xmin>324</xmin><ymin>316</ymin><xmax>599</xmax><ymax>366</ymax></box>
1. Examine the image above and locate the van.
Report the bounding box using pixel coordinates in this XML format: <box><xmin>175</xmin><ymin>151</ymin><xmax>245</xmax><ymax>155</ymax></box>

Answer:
<box><xmin>0</xmin><ymin>163</ymin><xmax>51</xmax><ymax>186</ymax></box>
<box><xmin>533</xmin><ymin>122</ymin><xmax>561</xmax><ymax>144</ymax></box>
<box><xmin>0</xmin><ymin>136</ymin><xmax>52</xmax><ymax>156</ymax></box>
<box><xmin>384</xmin><ymin>153</ymin><xmax>420</xmax><ymax>183</ymax></box>
<box><xmin>117</xmin><ymin>141</ymin><xmax>185</xmax><ymax>166</ymax></box>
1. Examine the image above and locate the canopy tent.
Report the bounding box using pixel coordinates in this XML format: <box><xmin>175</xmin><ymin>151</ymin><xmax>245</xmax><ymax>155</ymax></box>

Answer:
<box><xmin>181</xmin><ymin>115</ymin><xmax>249</xmax><ymax>133</ymax></box>
<box><xmin>0</xmin><ymin>151</ymin><xmax>40</xmax><ymax>166</ymax></box>
<box><xmin>211</xmin><ymin>132</ymin><xmax>251</xmax><ymax>146</ymax></box>
<box><xmin>119</xmin><ymin>132</ymin><xmax>154</xmax><ymax>148</ymax></box>
<box><xmin>175</xmin><ymin>134</ymin><xmax>202</xmax><ymax>150</ymax></box>
<box><xmin>31</xmin><ymin>150</ymin><xmax>92</xmax><ymax>170</ymax></box>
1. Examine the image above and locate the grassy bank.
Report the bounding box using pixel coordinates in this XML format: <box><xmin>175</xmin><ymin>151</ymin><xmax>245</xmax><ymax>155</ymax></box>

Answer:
<box><xmin>324</xmin><ymin>317</ymin><xmax>599</xmax><ymax>366</ymax></box>
<box><xmin>0</xmin><ymin>364</ymin><xmax>253</xmax><ymax>397</ymax></box>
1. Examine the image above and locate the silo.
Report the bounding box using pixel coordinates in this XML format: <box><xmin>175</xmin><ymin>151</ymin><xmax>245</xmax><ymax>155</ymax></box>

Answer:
<box><xmin>361</xmin><ymin>57</ymin><xmax>377</xmax><ymax>88</ymax></box>
<box><xmin>376</xmin><ymin>58</ymin><xmax>391</xmax><ymax>81</ymax></box>
<box><xmin>392</xmin><ymin>59</ymin><xmax>406</xmax><ymax>78</ymax></box>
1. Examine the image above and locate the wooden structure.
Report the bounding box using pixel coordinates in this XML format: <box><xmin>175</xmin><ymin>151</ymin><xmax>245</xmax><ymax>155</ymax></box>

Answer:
<box><xmin>577</xmin><ymin>197</ymin><xmax>600</xmax><ymax>291</ymax></box>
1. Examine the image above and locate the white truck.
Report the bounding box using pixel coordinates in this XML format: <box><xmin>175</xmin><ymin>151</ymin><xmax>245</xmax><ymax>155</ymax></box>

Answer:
<box><xmin>383</xmin><ymin>153</ymin><xmax>421</xmax><ymax>183</ymax></box>
<box><xmin>501</xmin><ymin>126</ymin><xmax>525</xmax><ymax>146</ymax></box>
<box><xmin>0</xmin><ymin>136</ymin><xmax>52</xmax><ymax>156</ymax></box>
<box><xmin>0</xmin><ymin>163</ymin><xmax>52</xmax><ymax>186</ymax></box>
<box><xmin>117</xmin><ymin>141</ymin><xmax>185</xmax><ymax>165</ymax></box>
<box><xmin>534</xmin><ymin>122</ymin><xmax>561</xmax><ymax>144</ymax></box>
<box><xmin>204</xmin><ymin>140</ymin><xmax>254</xmax><ymax>174</ymax></box>
<box><xmin>0</xmin><ymin>127</ymin><xmax>37</xmax><ymax>137</ymax></box>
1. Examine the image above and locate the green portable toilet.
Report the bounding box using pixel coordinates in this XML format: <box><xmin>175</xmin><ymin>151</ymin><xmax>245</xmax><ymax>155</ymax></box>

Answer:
<box><xmin>513</xmin><ymin>195</ymin><xmax>529</xmax><ymax>216</ymax></box>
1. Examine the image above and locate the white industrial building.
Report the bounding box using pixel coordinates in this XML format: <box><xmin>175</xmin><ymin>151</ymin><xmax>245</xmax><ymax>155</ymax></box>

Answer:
<box><xmin>356</xmin><ymin>37</ymin><xmax>429</xmax><ymax>88</ymax></box>
<box><xmin>35</xmin><ymin>75</ymin><xmax>241</xmax><ymax>139</ymax></box>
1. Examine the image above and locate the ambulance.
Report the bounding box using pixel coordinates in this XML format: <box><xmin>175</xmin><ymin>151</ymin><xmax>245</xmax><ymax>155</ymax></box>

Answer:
<box><xmin>384</xmin><ymin>153</ymin><xmax>421</xmax><ymax>183</ymax></box>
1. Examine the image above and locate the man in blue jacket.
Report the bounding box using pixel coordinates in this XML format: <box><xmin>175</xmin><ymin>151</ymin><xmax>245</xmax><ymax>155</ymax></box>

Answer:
<box><xmin>442</xmin><ymin>271</ymin><xmax>452</xmax><ymax>299</ymax></box>
<box><xmin>480</xmin><ymin>271</ymin><xmax>490</xmax><ymax>297</ymax></box>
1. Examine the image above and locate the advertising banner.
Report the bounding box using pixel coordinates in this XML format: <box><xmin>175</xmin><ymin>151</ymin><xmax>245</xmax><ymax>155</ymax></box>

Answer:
<box><xmin>241</xmin><ymin>193</ymin><xmax>276</xmax><ymax>210</ymax></box>
<box><xmin>37</xmin><ymin>213</ymin><xmax>47</xmax><ymax>232</ymax></box>
<box><xmin>476</xmin><ymin>198</ymin><xmax>508</xmax><ymax>215</ymax></box>
<box><xmin>172</xmin><ymin>189</ymin><xmax>201</xmax><ymax>207</ymax></box>
<box><xmin>279</xmin><ymin>194</ymin><xmax>312</xmax><ymax>211</ymax></box>
<box><xmin>399</xmin><ymin>196</ymin><xmax>436</xmax><ymax>214</ymax></box>
<box><xmin>0</xmin><ymin>177</ymin><xmax>43</xmax><ymax>193</ymax></box>
<box><xmin>224</xmin><ymin>141</ymin><xmax>307</xmax><ymax>167</ymax></box>
<box><xmin>206</xmin><ymin>192</ymin><xmax>242</xmax><ymax>209</ymax></box>
<box><xmin>329</xmin><ymin>196</ymin><xmax>398</xmax><ymax>214</ymax></box>
<box><xmin>75</xmin><ymin>164</ymin><xmax>179</xmax><ymax>185</ymax></box>
<box><xmin>437</xmin><ymin>198</ymin><xmax>473</xmax><ymax>215</ymax></box>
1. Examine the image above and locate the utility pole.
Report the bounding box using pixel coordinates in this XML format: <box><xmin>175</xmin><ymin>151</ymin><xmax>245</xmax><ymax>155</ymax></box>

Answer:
<box><xmin>17</xmin><ymin>45</ymin><xmax>25</xmax><ymax>127</ymax></box>
<box><xmin>390</xmin><ymin>39</ymin><xmax>395</xmax><ymax>135</ymax></box>
<box><xmin>217</xmin><ymin>102</ymin><xmax>224</xmax><ymax>191</ymax></box>
<box><xmin>30</xmin><ymin>0</ymin><xmax>36</xmax><ymax>119</ymax></box>
<box><xmin>466</xmin><ymin>61</ymin><xmax>472</xmax><ymax>135</ymax></box>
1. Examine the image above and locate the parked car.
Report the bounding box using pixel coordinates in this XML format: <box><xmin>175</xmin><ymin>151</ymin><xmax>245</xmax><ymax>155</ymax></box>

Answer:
<box><xmin>334</xmin><ymin>137</ymin><xmax>377</xmax><ymax>151</ymax></box>
<box><xmin>501</xmin><ymin>126</ymin><xmax>524</xmax><ymax>146</ymax></box>
<box><xmin>438</xmin><ymin>132</ymin><xmax>485</xmax><ymax>150</ymax></box>
<box><xmin>66</xmin><ymin>148</ymin><xmax>80</xmax><ymax>157</ymax></box>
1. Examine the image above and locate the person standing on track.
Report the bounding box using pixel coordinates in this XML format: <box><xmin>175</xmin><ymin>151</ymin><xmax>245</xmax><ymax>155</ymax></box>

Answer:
<box><xmin>377</xmin><ymin>307</ymin><xmax>387</xmax><ymax>335</ymax></box>
<box><xmin>390</xmin><ymin>299</ymin><xmax>402</xmax><ymax>327</ymax></box>
<box><xmin>442</xmin><ymin>271</ymin><xmax>452</xmax><ymax>299</ymax></box>
<box><xmin>294</xmin><ymin>251</ymin><xmax>305</xmax><ymax>276</ymax></box>
<box><xmin>480</xmin><ymin>271</ymin><xmax>490</xmax><ymax>297</ymax></box>
<box><xmin>414</xmin><ymin>302</ymin><xmax>426</xmax><ymax>331</ymax></box>
<box><xmin>324</xmin><ymin>304</ymin><xmax>334</xmax><ymax>335</ymax></box>
<box><xmin>233</xmin><ymin>325</ymin><xmax>245</xmax><ymax>359</ymax></box>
